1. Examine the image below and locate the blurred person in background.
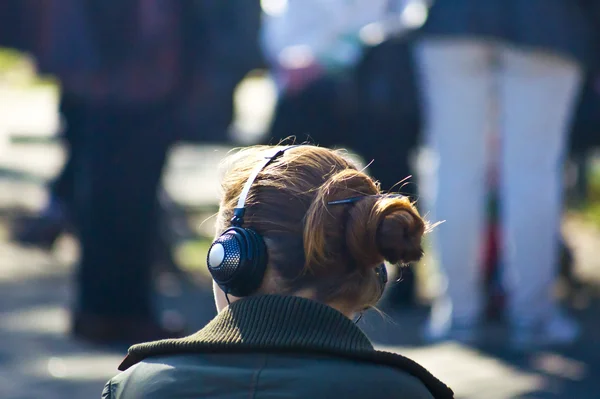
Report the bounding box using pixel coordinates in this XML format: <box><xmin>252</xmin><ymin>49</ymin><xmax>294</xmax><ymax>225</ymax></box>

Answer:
<box><xmin>8</xmin><ymin>90</ymin><xmax>189</xmax><ymax>279</ymax></box>
<box><xmin>7</xmin><ymin>1</ymin><xmax>263</xmax><ymax>279</ymax></box>
<box><xmin>175</xmin><ymin>0</ymin><xmax>264</xmax><ymax>146</ymax></box>
<box><xmin>415</xmin><ymin>0</ymin><xmax>593</xmax><ymax>348</ymax></box>
<box><xmin>101</xmin><ymin>144</ymin><xmax>452</xmax><ymax>399</ymax></box>
<box><xmin>33</xmin><ymin>0</ymin><xmax>190</xmax><ymax>343</ymax></box>
<box><xmin>569</xmin><ymin>1</ymin><xmax>600</xmax><ymax>205</ymax></box>
<box><xmin>25</xmin><ymin>0</ymin><xmax>262</xmax><ymax>344</ymax></box>
<box><xmin>0</xmin><ymin>0</ymin><xmax>188</xmax><ymax>273</ymax></box>
<box><xmin>261</xmin><ymin>0</ymin><xmax>426</xmax><ymax>306</ymax></box>
<box><xmin>1</xmin><ymin>1</ymin><xmax>181</xmax><ymax>278</ymax></box>
<box><xmin>11</xmin><ymin>0</ymin><xmax>264</xmax><ymax>276</ymax></box>
<box><xmin>260</xmin><ymin>0</ymin><xmax>389</xmax><ymax>150</ymax></box>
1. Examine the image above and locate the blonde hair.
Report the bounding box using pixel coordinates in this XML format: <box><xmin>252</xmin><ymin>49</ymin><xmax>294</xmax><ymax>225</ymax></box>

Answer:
<box><xmin>215</xmin><ymin>145</ymin><xmax>426</xmax><ymax>311</ymax></box>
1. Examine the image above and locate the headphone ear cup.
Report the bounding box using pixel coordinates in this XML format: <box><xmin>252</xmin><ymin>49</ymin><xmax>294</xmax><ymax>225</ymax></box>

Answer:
<box><xmin>230</xmin><ymin>228</ymin><xmax>268</xmax><ymax>297</ymax></box>
<box><xmin>206</xmin><ymin>227</ymin><xmax>269</xmax><ymax>298</ymax></box>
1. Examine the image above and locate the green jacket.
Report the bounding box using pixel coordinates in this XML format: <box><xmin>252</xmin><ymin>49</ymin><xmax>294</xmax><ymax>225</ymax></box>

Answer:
<box><xmin>102</xmin><ymin>295</ymin><xmax>453</xmax><ymax>399</ymax></box>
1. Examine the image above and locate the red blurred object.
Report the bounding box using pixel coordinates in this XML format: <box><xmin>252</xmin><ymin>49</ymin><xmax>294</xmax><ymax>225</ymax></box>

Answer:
<box><xmin>483</xmin><ymin>221</ymin><xmax>505</xmax><ymax>319</ymax></box>
<box><xmin>482</xmin><ymin>130</ymin><xmax>506</xmax><ymax>319</ymax></box>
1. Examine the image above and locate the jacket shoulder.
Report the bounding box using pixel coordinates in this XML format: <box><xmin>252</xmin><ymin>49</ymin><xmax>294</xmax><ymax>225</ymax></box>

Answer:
<box><xmin>101</xmin><ymin>360</ymin><xmax>184</xmax><ymax>399</ymax></box>
<box><xmin>102</xmin><ymin>354</ymin><xmax>265</xmax><ymax>398</ymax></box>
<box><xmin>104</xmin><ymin>353</ymin><xmax>437</xmax><ymax>399</ymax></box>
<box><xmin>101</xmin><ymin>379</ymin><xmax>113</xmax><ymax>399</ymax></box>
<box><xmin>263</xmin><ymin>354</ymin><xmax>436</xmax><ymax>399</ymax></box>
<box><xmin>366</xmin><ymin>363</ymin><xmax>436</xmax><ymax>399</ymax></box>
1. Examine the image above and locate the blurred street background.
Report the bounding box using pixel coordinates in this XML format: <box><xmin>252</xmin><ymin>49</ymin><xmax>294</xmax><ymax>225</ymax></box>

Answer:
<box><xmin>2</xmin><ymin>1</ymin><xmax>600</xmax><ymax>398</ymax></box>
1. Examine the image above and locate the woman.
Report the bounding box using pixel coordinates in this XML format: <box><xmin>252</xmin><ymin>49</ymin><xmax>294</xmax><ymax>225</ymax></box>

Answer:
<box><xmin>102</xmin><ymin>145</ymin><xmax>453</xmax><ymax>399</ymax></box>
<box><xmin>415</xmin><ymin>0</ymin><xmax>592</xmax><ymax>347</ymax></box>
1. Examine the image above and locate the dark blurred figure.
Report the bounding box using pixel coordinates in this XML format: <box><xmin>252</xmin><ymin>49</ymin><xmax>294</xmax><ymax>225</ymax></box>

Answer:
<box><xmin>175</xmin><ymin>0</ymin><xmax>264</xmax><ymax>145</ymax></box>
<box><xmin>570</xmin><ymin>0</ymin><xmax>600</xmax><ymax>201</ymax></box>
<box><xmin>260</xmin><ymin>1</ymin><xmax>389</xmax><ymax>151</ymax></box>
<box><xmin>560</xmin><ymin>1</ymin><xmax>600</xmax><ymax>302</ymax></box>
<box><xmin>32</xmin><ymin>0</ymin><xmax>190</xmax><ymax>343</ymax></box>
<box><xmin>0</xmin><ymin>1</ymin><xmax>29</xmax><ymax>51</ymax></box>
<box><xmin>266</xmin><ymin>36</ymin><xmax>421</xmax><ymax>196</ymax></box>
<box><xmin>11</xmin><ymin>1</ymin><xmax>264</xmax><ymax>279</ymax></box>
<box><xmin>16</xmin><ymin>0</ymin><xmax>263</xmax><ymax>345</ymax></box>
<box><xmin>48</xmin><ymin>95</ymin><xmax>85</xmax><ymax>219</ymax></box>
<box><xmin>11</xmin><ymin>90</ymin><xmax>196</xmax><ymax>279</ymax></box>
<box><xmin>353</xmin><ymin>37</ymin><xmax>422</xmax><ymax>198</ymax></box>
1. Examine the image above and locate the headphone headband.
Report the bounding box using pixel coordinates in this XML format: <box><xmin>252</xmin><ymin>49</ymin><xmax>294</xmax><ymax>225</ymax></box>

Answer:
<box><xmin>231</xmin><ymin>145</ymin><xmax>301</xmax><ymax>227</ymax></box>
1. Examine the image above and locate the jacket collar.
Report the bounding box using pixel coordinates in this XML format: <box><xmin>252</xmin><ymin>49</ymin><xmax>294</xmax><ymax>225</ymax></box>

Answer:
<box><xmin>119</xmin><ymin>295</ymin><xmax>453</xmax><ymax>399</ymax></box>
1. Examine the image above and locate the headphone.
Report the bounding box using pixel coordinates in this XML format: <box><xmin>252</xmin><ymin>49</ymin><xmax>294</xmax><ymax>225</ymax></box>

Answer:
<box><xmin>206</xmin><ymin>145</ymin><xmax>388</xmax><ymax>300</ymax></box>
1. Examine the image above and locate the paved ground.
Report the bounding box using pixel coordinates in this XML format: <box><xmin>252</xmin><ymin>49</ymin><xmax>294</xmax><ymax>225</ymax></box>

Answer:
<box><xmin>1</xmin><ymin>84</ymin><xmax>600</xmax><ymax>399</ymax></box>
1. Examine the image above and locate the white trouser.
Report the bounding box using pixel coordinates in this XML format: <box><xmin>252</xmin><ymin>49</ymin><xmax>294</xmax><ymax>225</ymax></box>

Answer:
<box><xmin>414</xmin><ymin>39</ymin><xmax>582</xmax><ymax>327</ymax></box>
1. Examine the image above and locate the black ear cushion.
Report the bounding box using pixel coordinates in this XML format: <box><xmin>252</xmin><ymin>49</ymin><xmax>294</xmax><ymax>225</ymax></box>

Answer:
<box><xmin>240</xmin><ymin>227</ymin><xmax>257</xmax><ymax>261</ymax></box>
<box><xmin>227</xmin><ymin>228</ymin><xmax>268</xmax><ymax>297</ymax></box>
<box><xmin>246</xmin><ymin>228</ymin><xmax>268</xmax><ymax>275</ymax></box>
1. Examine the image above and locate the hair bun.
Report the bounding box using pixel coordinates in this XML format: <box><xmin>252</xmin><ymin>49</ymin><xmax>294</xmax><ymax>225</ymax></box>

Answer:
<box><xmin>346</xmin><ymin>194</ymin><xmax>425</xmax><ymax>270</ymax></box>
<box><xmin>303</xmin><ymin>168</ymin><xmax>426</xmax><ymax>274</ymax></box>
